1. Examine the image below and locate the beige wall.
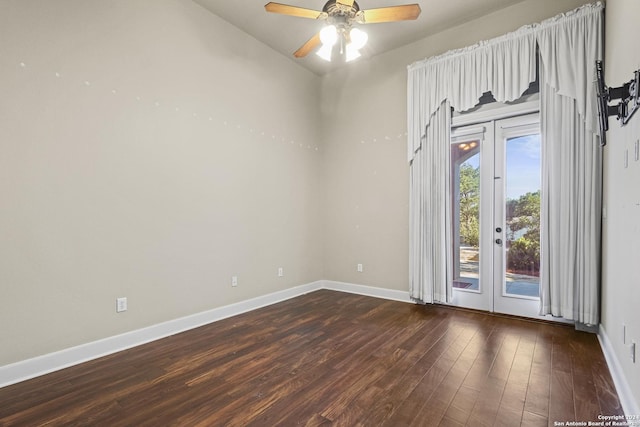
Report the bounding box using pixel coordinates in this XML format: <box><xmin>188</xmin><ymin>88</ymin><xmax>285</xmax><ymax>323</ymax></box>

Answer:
<box><xmin>602</xmin><ymin>0</ymin><xmax>640</xmax><ymax>410</ymax></box>
<box><xmin>319</xmin><ymin>0</ymin><xmax>592</xmax><ymax>290</ymax></box>
<box><xmin>0</xmin><ymin>0</ymin><xmax>323</xmax><ymax>365</ymax></box>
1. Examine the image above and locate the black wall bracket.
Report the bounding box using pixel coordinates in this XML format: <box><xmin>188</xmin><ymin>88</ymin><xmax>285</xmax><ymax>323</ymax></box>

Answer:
<box><xmin>596</xmin><ymin>60</ymin><xmax>640</xmax><ymax>146</ymax></box>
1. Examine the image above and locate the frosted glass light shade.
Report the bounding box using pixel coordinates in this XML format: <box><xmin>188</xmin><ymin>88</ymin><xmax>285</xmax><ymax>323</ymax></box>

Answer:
<box><xmin>345</xmin><ymin>45</ymin><xmax>361</xmax><ymax>62</ymax></box>
<box><xmin>316</xmin><ymin>44</ymin><xmax>333</xmax><ymax>61</ymax></box>
<box><xmin>349</xmin><ymin>28</ymin><xmax>368</xmax><ymax>49</ymax></box>
<box><xmin>319</xmin><ymin>25</ymin><xmax>338</xmax><ymax>46</ymax></box>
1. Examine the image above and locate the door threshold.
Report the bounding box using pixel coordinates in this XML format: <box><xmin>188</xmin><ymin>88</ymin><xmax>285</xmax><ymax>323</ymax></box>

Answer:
<box><xmin>432</xmin><ymin>303</ymin><xmax>575</xmax><ymax>326</ymax></box>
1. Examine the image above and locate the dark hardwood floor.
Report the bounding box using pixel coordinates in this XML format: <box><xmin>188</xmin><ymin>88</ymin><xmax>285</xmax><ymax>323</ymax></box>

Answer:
<box><xmin>0</xmin><ymin>290</ymin><xmax>624</xmax><ymax>426</ymax></box>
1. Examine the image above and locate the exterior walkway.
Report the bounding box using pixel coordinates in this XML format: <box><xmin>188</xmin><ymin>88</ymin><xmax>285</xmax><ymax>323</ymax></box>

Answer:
<box><xmin>454</xmin><ymin>274</ymin><xmax>540</xmax><ymax>298</ymax></box>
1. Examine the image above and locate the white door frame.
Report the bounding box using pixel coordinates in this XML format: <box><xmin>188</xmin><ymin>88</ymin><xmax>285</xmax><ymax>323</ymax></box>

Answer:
<box><xmin>449</xmin><ymin>123</ymin><xmax>494</xmax><ymax>312</ymax></box>
<box><xmin>451</xmin><ymin>113</ymin><xmax>543</xmax><ymax>318</ymax></box>
<box><xmin>492</xmin><ymin>114</ymin><xmax>543</xmax><ymax>319</ymax></box>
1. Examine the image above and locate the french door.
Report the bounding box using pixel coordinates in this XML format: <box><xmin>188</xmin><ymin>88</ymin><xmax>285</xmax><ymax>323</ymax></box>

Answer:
<box><xmin>450</xmin><ymin>113</ymin><xmax>543</xmax><ymax>319</ymax></box>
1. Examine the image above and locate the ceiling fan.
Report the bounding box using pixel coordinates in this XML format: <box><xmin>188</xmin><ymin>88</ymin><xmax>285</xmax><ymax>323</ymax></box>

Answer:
<box><xmin>264</xmin><ymin>0</ymin><xmax>421</xmax><ymax>62</ymax></box>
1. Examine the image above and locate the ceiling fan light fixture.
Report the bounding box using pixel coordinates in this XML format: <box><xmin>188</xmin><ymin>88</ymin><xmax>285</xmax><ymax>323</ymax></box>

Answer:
<box><xmin>345</xmin><ymin>27</ymin><xmax>367</xmax><ymax>62</ymax></box>
<box><xmin>317</xmin><ymin>24</ymin><xmax>338</xmax><ymax>61</ymax></box>
<box><xmin>316</xmin><ymin>44</ymin><xmax>334</xmax><ymax>61</ymax></box>
<box><xmin>319</xmin><ymin>24</ymin><xmax>338</xmax><ymax>46</ymax></box>
<box><xmin>345</xmin><ymin>45</ymin><xmax>361</xmax><ymax>62</ymax></box>
<box><xmin>265</xmin><ymin>1</ymin><xmax>422</xmax><ymax>63</ymax></box>
<box><xmin>348</xmin><ymin>27</ymin><xmax>368</xmax><ymax>49</ymax></box>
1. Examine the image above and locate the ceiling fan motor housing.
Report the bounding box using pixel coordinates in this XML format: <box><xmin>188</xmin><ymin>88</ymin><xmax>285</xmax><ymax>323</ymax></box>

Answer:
<box><xmin>323</xmin><ymin>0</ymin><xmax>364</xmax><ymax>29</ymax></box>
<box><xmin>322</xmin><ymin>1</ymin><xmax>360</xmax><ymax>17</ymax></box>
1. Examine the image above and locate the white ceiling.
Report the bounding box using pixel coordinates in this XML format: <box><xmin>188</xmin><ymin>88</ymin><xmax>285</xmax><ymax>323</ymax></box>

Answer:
<box><xmin>193</xmin><ymin>0</ymin><xmax>528</xmax><ymax>75</ymax></box>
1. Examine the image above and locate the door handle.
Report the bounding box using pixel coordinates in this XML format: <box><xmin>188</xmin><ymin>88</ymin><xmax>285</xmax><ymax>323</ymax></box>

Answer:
<box><xmin>495</xmin><ymin>238</ymin><xmax>502</xmax><ymax>245</ymax></box>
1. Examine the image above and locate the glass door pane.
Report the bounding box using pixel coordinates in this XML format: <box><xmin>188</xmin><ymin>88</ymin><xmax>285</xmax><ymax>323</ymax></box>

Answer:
<box><xmin>503</xmin><ymin>134</ymin><xmax>541</xmax><ymax>299</ymax></box>
<box><xmin>452</xmin><ymin>140</ymin><xmax>481</xmax><ymax>292</ymax></box>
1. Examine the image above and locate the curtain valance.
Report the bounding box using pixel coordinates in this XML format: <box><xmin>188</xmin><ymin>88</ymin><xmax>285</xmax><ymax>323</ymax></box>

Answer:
<box><xmin>407</xmin><ymin>2</ymin><xmax>603</xmax><ymax>163</ymax></box>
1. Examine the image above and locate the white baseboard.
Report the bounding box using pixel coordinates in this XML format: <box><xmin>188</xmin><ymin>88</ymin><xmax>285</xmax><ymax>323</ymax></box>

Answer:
<box><xmin>598</xmin><ymin>324</ymin><xmax>640</xmax><ymax>416</ymax></box>
<box><xmin>0</xmin><ymin>281</ymin><xmax>323</xmax><ymax>388</ymax></box>
<box><xmin>0</xmin><ymin>280</ymin><xmax>413</xmax><ymax>388</ymax></box>
<box><xmin>320</xmin><ymin>280</ymin><xmax>413</xmax><ymax>303</ymax></box>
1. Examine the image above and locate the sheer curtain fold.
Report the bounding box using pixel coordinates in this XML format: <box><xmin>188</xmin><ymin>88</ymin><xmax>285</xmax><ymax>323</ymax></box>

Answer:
<box><xmin>540</xmin><ymin>83</ymin><xmax>602</xmax><ymax>325</ymax></box>
<box><xmin>408</xmin><ymin>2</ymin><xmax>603</xmax><ymax>321</ymax></box>
<box><xmin>409</xmin><ymin>101</ymin><xmax>451</xmax><ymax>303</ymax></box>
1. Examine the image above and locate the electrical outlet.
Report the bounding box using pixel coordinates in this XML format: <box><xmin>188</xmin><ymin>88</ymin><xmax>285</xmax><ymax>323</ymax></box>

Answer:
<box><xmin>116</xmin><ymin>297</ymin><xmax>127</xmax><ymax>313</ymax></box>
<box><xmin>231</xmin><ymin>276</ymin><xmax>238</xmax><ymax>287</ymax></box>
<box><xmin>357</xmin><ymin>263</ymin><xmax>363</xmax><ymax>273</ymax></box>
<box><xmin>278</xmin><ymin>267</ymin><xmax>284</xmax><ymax>277</ymax></box>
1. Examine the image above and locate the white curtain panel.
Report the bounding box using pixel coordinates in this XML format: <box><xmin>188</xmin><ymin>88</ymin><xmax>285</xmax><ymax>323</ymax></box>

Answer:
<box><xmin>407</xmin><ymin>2</ymin><xmax>603</xmax><ymax>317</ymax></box>
<box><xmin>540</xmin><ymin>83</ymin><xmax>602</xmax><ymax>325</ymax></box>
<box><xmin>409</xmin><ymin>101</ymin><xmax>451</xmax><ymax>303</ymax></box>
<box><xmin>538</xmin><ymin>5</ymin><xmax>603</xmax><ymax>325</ymax></box>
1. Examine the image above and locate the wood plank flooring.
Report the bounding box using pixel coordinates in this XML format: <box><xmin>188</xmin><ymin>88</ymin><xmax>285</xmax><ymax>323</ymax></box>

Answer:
<box><xmin>0</xmin><ymin>290</ymin><xmax>624</xmax><ymax>426</ymax></box>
